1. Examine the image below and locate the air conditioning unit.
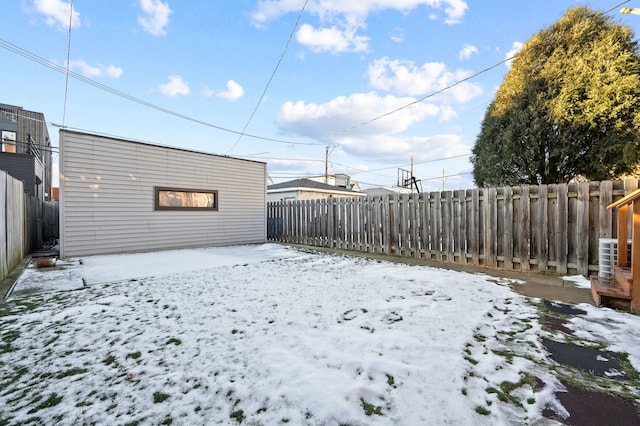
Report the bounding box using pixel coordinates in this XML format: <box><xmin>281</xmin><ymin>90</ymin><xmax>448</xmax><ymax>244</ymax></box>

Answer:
<box><xmin>598</xmin><ymin>238</ymin><xmax>631</xmax><ymax>278</ymax></box>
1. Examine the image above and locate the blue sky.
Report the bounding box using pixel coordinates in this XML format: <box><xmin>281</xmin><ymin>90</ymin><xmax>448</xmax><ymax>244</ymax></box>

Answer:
<box><xmin>2</xmin><ymin>0</ymin><xmax>640</xmax><ymax>190</ymax></box>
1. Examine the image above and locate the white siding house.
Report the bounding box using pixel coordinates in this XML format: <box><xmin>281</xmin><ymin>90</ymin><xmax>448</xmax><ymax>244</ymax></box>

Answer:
<box><xmin>267</xmin><ymin>178</ymin><xmax>364</xmax><ymax>203</ymax></box>
<box><xmin>59</xmin><ymin>130</ymin><xmax>266</xmax><ymax>257</ymax></box>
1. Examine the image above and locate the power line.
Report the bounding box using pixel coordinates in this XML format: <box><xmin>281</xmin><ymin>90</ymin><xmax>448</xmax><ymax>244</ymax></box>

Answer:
<box><xmin>62</xmin><ymin>0</ymin><xmax>73</xmax><ymax>126</ymax></box>
<box><xmin>0</xmin><ymin>38</ymin><xmax>321</xmax><ymax>147</ymax></box>
<box><xmin>343</xmin><ymin>0</ymin><xmax>631</xmax><ymax>133</ymax></box>
<box><xmin>226</xmin><ymin>0</ymin><xmax>309</xmax><ymax>155</ymax></box>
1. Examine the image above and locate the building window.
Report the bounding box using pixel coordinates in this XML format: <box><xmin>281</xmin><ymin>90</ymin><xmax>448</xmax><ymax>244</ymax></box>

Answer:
<box><xmin>154</xmin><ymin>187</ymin><xmax>218</xmax><ymax>211</ymax></box>
<box><xmin>1</xmin><ymin>131</ymin><xmax>16</xmax><ymax>153</ymax></box>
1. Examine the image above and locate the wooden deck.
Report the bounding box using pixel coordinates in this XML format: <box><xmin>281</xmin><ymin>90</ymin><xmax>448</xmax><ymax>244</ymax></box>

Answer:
<box><xmin>591</xmin><ymin>277</ymin><xmax>631</xmax><ymax>306</ymax></box>
<box><xmin>591</xmin><ymin>187</ymin><xmax>640</xmax><ymax>314</ymax></box>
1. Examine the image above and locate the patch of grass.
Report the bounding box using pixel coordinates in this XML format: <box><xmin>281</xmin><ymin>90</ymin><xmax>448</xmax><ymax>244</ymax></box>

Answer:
<box><xmin>126</xmin><ymin>351</ymin><xmax>142</xmax><ymax>360</ymax></box>
<box><xmin>475</xmin><ymin>406</ymin><xmax>490</xmax><ymax>415</ymax></box>
<box><xmin>491</xmin><ymin>349</ymin><xmax>515</xmax><ymax>364</ymax></box>
<box><xmin>464</xmin><ymin>356</ymin><xmax>478</xmax><ymax>366</ymax></box>
<box><xmin>386</xmin><ymin>374</ymin><xmax>396</xmax><ymax>388</ymax></box>
<box><xmin>618</xmin><ymin>352</ymin><xmax>640</xmax><ymax>382</ymax></box>
<box><xmin>27</xmin><ymin>393</ymin><xmax>63</xmax><ymax>414</ymax></box>
<box><xmin>56</xmin><ymin>367</ymin><xmax>88</xmax><ymax>379</ymax></box>
<box><xmin>5</xmin><ymin>366</ymin><xmax>30</xmax><ymax>386</ymax></box>
<box><xmin>103</xmin><ymin>355</ymin><xmax>117</xmax><ymax>366</ymax></box>
<box><xmin>473</xmin><ymin>333</ymin><xmax>486</xmax><ymax>343</ymax></box>
<box><xmin>166</xmin><ymin>338</ymin><xmax>182</xmax><ymax>345</ymax></box>
<box><xmin>231</xmin><ymin>329</ymin><xmax>239</xmax><ymax>335</ymax></box>
<box><xmin>360</xmin><ymin>399</ymin><xmax>383</xmax><ymax>416</ymax></box>
<box><xmin>153</xmin><ymin>392</ymin><xmax>170</xmax><ymax>403</ymax></box>
<box><xmin>486</xmin><ymin>387</ymin><xmax>509</xmax><ymax>403</ymax></box>
<box><xmin>44</xmin><ymin>336</ymin><xmax>59</xmax><ymax>346</ymax></box>
<box><xmin>161</xmin><ymin>415</ymin><xmax>173</xmax><ymax>425</ymax></box>
<box><xmin>0</xmin><ymin>329</ymin><xmax>21</xmax><ymax>353</ymax></box>
<box><xmin>230</xmin><ymin>409</ymin><xmax>245</xmax><ymax>423</ymax></box>
<box><xmin>6</xmin><ymin>388</ymin><xmax>30</xmax><ymax>405</ymax></box>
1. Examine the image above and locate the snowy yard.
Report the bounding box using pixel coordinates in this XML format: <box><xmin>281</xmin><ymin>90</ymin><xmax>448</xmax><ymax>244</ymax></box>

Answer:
<box><xmin>1</xmin><ymin>244</ymin><xmax>639</xmax><ymax>425</ymax></box>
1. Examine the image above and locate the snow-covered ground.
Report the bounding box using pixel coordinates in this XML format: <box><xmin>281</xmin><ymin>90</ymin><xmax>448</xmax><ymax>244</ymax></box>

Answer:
<box><xmin>1</xmin><ymin>244</ymin><xmax>639</xmax><ymax>425</ymax></box>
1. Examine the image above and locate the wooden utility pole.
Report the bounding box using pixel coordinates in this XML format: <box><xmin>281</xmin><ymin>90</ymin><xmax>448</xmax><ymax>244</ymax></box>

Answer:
<box><xmin>325</xmin><ymin>145</ymin><xmax>337</xmax><ymax>184</ymax></box>
<box><xmin>325</xmin><ymin>146</ymin><xmax>329</xmax><ymax>184</ymax></box>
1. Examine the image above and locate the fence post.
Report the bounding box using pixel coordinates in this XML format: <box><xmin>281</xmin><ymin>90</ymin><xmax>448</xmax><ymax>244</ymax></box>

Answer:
<box><xmin>432</xmin><ymin>191</ymin><xmax>441</xmax><ymax>260</ymax></box>
<box><xmin>520</xmin><ymin>186</ymin><xmax>531</xmax><ymax>271</ymax></box>
<box><xmin>576</xmin><ymin>182</ymin><xmax>590</xmax><ymax>276</ymax></box>
<box><xmin>503</xmin><ymin>186</ymin><xmax>514</xmax><ymax>270</ymax></box>
<box><xmin>484</xmin><ymin>188</ymin><xmax>497</xmax><ymax>267</ymax></box>
<box><xmin>537</xmin><ymin>185</ymin><xmax>549</xmax><ymax>273</ymax></box>
<box><xmin>555</xmin><ymin>184</ymin><xmax>568</xmax><ymax>274</ymax></box>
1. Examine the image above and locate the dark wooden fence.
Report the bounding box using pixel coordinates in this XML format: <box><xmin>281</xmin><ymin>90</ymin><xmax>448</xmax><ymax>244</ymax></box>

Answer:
<box><xmin>25</xmin><ymin>197</ymin><xmax>59</xmax><ymax>252</ymax></box>
<box><xmin>267</xmin><ymin>179</ymin><xmax>640</xmax><ymax>276</ymax></box>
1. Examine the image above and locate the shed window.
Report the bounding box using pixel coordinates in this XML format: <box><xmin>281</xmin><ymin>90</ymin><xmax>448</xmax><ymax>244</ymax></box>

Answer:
<box><xmin>155</xmin><ymin>187</ymin><xmax>218</xmax><ymax>211</ymax></box>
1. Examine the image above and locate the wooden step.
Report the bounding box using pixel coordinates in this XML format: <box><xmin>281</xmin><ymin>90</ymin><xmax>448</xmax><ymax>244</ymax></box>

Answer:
<box><xmin>590</xmin><ymin>276</ymin><xmax>632</xmax><ymax>307</ymax></box>
<box><xmin>614</xmin><ymin>266</ymin><xmax>633</xmax><ymax>293</ymax></box>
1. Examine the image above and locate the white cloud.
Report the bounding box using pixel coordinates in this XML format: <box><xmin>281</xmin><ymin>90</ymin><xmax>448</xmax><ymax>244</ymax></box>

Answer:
<box><xmin>367</xmin><ymin>57</ymin><xmax>482</xmax><ymax>103</ymax></box>
<box><xmin>337</xmin><ymin>133</ymin><xmax>469</xmax><ymax>162</ymax></box>
<box><xmin>251</xmin><ymin>1</ymin><xmax>466</xmax><ymax>54</ymax></box>
<box><xmin>275</xmin><ymin>91</ymin><xmax>470</xmax><ymax>163</ymax></box>
<box><xmin>277</xmin><ymin>92</ymin><xmax>443</xmax><ymax>139</ymax></box>
<box><xmin>505</xmin><ymin>41</ymin><xmax>523</xmax><ymax>68</ymax></box>
<box><xmin>33</xmin><ymin>0</ymin><xmax>80</xmax><ymax>29</ymax></box>
<box><xmin>458</xmin><ymin>44</ymin><xmax>478</xmax><ymax>60</ymax></box>
<box><xmin>138</xmin><ymin>0</ymin><xmax>172</xmax><ymax>36</ymax></box>
<box><xmin>158</xmin><ymin>75</ymin><xmax>190</xmax><ymax>97</ymax></box>
<box><xmin>296</xmin><ymin>22</ymin><xmax>369</xmax><ymax>53</ymax></box>
<box><xmin>68</xmin><ymin>60</ymin><xmax>123</xmax><ymax>79</ymax></box>
<box><xmin>251</xmin><ymin>0</ymin><xmax>468</xmax><ymax>27</ymax></box>
<box><xmin>217</xmin><ymin>80</ymin><xmax>244</xmax><ymax>101</ymax></box>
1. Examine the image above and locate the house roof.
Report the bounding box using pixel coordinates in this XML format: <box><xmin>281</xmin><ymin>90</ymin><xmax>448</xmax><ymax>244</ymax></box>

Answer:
<box><xmin>60</xmin><ymin>129</ymin><xmax>266</xmax><ymax>166</ymax></box>
<box><xmin>267</xmin><ymin>178</ymin><xmax>362</xmax><ymax>194</ymax></box>
<box><xmin>363</xmin><ymin>187</ymin><xmax>397</xmax><ymax>196</ymax></box>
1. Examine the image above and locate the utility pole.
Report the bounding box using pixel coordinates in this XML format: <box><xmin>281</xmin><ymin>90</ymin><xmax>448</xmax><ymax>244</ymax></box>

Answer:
<box><xmin>325</xmin><ymin>146</ymin><xmax>329</xmax><ymax>184</ymax></box>
<box><xmin>325</xmin><ymin>144</ymin><xmax>337</xmax><ymax>184</ymax></box>
<box><xmin>442</xmin><ymin>168</ymin><xmax>446</xmax><ymax>192</ymax></box>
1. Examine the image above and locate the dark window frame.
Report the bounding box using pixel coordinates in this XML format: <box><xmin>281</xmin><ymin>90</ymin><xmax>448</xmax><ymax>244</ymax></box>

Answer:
<box><xmin>154</xmin><ymin>186</ymin><xmax>219</xmax><ymax>211</ymax></box>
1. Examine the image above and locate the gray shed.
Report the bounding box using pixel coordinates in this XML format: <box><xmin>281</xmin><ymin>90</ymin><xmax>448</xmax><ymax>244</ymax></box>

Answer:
<box><xmin>59</xmin><ymin>130</ymin><xmax>266</xmax><ymax>257</ymax></box>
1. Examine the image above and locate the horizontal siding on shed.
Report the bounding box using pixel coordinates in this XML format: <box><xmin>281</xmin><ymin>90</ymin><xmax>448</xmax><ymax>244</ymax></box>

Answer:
<box><xmin>60</xmin><ymin>131</ymin><xmax>266</xmax><ymax>257</ymax></box>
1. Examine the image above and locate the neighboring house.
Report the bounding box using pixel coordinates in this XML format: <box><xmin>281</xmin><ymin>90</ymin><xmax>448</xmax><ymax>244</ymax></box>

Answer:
<box><xmin>267</xmin><ymin>178</ymin><xmax>365</xmax><ymax>203</ymax></box>
<box><xmin>363</xmin><ymin>187</ymin><xmax>397</xmax><ymax>197</ymax></box>
<box><xmin>59</xmin><ymin>130</ymin><xmax>267</xmax><ymax>258</ymax></box>
<box><xmin>307</xmin><ymin>173</ymin><xmax>361</xmax><ymax>191</ymax></box>
<box><xmin>0</xmin><ymin>103</ymin><xmax>52</xmax><ymax>201</ymax></box>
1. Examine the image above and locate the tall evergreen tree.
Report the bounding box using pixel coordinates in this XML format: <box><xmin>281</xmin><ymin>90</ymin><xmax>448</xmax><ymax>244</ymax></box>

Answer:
<box><xmin>471</xmin><ymin>7</ymin><xmax>640</xmax><ymax>187</ymax></box>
